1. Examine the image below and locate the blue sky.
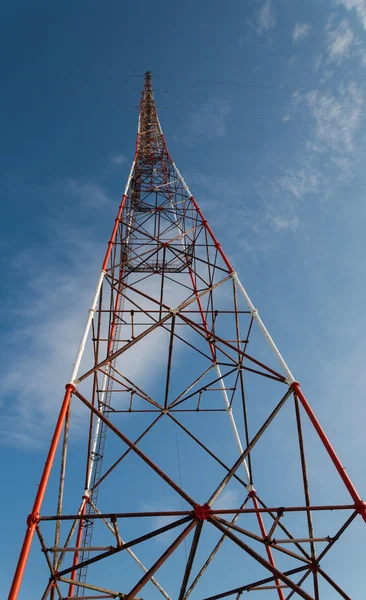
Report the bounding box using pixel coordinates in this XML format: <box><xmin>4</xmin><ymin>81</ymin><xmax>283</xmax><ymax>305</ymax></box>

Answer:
<box><xmin>2</xmin><ymin>0</ymin><xmax>366</xmax><ymax>598</ymax></box>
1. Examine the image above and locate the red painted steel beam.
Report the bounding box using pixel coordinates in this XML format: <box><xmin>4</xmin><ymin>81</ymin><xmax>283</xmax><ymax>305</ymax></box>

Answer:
<box><xmin>68</xmin><ymin>497</ymin><xmax>88</xmax><ymax>597</ymax></box>
<box><xmin>9</xmin><ymin>384</ymin><xmax>75</xmax><ymax>600</ymax></box>
<box><xmin>101</xmin><ymin>194</ymin><xmax>127</xmax><ymax>271</ymax></box>
<box><xmin>190</xmin><ymin>196</ymin><xmax>234</xmax><ymax>274</ymax></box>
<box><xmin>291</xmin><ymin>382</ymin><xmax>366</xmax><ymax>522</ymax></box>
<box><xmin>251</xmin><ymin>494</ymin><xmax>285</xmax><ymax>600</ymax></box>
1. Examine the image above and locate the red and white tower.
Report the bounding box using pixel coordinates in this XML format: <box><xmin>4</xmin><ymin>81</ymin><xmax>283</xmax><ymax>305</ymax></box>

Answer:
<box><xmin>9</xmin><ymin>72</ymin><xmax>366</xmax><ymax>600</ymax></box>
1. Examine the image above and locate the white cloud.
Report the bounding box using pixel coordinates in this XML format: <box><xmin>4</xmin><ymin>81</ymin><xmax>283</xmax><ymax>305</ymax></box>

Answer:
<box><xmin>287</xmin><ymin>54</ymin><xmax>298</xmax><ymax>68</ymax></box>
<box><xmin>212</xmin><ymin>488</ymin><xmax>241</xmax><ymax>510</ymax></box>
<box><xmin>330</xmin><ymin>156</ymin><xmax>353</xmax><ymax>171</ymax></box>
<box><xmin>0</xmin><ymin>232</ymin><xmax>102</xmax><ymax>448</ymax></box>
<box><xmin>278</xmin><ymin>163</ymin><xmax>325</xmax><ymax>200</ymax></box>
<box><xmin>184</xmin><ymin>98</ymin><xmax>232</xmax><ymax>143</ymax></box>
<box><xmin>336</xmin><ymin>0</ymin><xmax>366</xmax><ymax>29</ymax></box>
<box><xmin>187</xmin><ymin>171</ymin><xmax>302</xmax><ymax>258</ymax></box>
<box><xmin>0</xmin><ymin>177</ymin><xmax>201</xmax><ymax>448</ymax></box>
<box><xmin>305</xmin><ymin>81</ymin><xmax>363</xmax><ymax>153</ymax></box>
<box><xmin>66</xmin><ymin>179</ymin><xmax>113</xmax><ymax>208</ymax></box>
<box><xmin>1</xmin><ymin>251</ymin><xmax>188</xmax><ymax>448</ymax></box>
<box><xmin>292</xmin><ymin>22</ymin><xmax>312</xmax><ymax>43</ymax></box>
<box><xmin>265</xmin><ymin>214</ymin><xmax>300</xmax><ymax>232</ymax></box>
<box><xmin>271</xmin><ymin>81</ymin><xmax>363</xmax><ymax>210</ymax></box>
<box><xmin>319</xmin><ymin>69</ymin><xmax>334</xmax><ymax>83</ymax></box>
<box><xmin>357</xmin><ymin>46</ymin><xmax>366</xmax><ymax>64</ymax></box>
<box><xmin>255</xmin><ymin>0</ymin><xmax>276</xmax><ymax>34</ymax></box>
<box><xmin>109</xmin><ymin>153</ymin><xmax>128</xmax><ymax>166</ymax></box>
<box><xmin>327</xmin><ymin>19</ymin><xmax>354</xmax><ymax>60</ymax></box>
<box><xmin>271</xmin><ymin>81</ymin><xmax>364</xmax><ymax>213</ymax></box>
<box><xmin>313</xmin><ymin>54</ymin><xmax>323</xmax><ymax>72</ymax></box>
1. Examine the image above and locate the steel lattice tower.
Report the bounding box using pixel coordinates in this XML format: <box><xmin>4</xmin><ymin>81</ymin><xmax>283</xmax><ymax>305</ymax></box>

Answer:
<box><xmin>9</xmin><ymin>72</ymin><xmax>366</xmax><ymax>600</ymax></box>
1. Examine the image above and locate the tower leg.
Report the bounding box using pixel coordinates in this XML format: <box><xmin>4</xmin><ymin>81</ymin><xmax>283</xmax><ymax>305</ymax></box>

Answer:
<box><xmin>8</xmin><ymin>384</ymin><xmax>74</xmax><ymax>600</ymax></box>
<box><xmin>291</xmin><ymin>382</ymin><xmax>366</xmax><ymax>521</ymax></box>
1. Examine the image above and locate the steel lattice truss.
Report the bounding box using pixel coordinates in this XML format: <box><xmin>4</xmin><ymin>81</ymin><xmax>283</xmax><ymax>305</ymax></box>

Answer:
<box><xmin>9</xmin><ymin>72</ymin><xmax>366</xmax><ymax>600</ymax></box>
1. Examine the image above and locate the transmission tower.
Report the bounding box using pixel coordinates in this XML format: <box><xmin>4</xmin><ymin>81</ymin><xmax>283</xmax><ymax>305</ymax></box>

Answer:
<box><xmin>9</xmin><ymin>71</ymin><xmax>366</xmax><ymax>600</ymax></box>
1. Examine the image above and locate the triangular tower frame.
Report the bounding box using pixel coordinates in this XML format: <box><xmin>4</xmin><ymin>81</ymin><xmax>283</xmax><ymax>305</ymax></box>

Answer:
<box><xmin>9</xmin><ymin>72</ymin><xmax>366</xmax><ymax>600</ymax></box>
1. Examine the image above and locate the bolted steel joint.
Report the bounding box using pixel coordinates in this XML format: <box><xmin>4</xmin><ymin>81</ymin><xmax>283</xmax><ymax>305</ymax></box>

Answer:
<box><xmin>194</xmin><ymin>503</ymin><xmax>212</xmax><ymax>521</ymax></box>
<box><xmin>65</xmin><ymin>383</ymin><xmax>76</xmax><ymax>393</ymax></box>
<box><xmin>26</xmin><ymin>512</ymin><xmax>40</xmax><ymax>528</ymax></box>
<box><xmin>355</xmin><ymin>499</ymin><xmax>366</xmax><ymax>521</ymax></box>
<box><xmin>310</xmin><ymin>561</ymin><xmax>319</xmax><ymax>573</ymax></box>
<box><xmin>290</xmin><ymin>381</ymin><xmax>301</xmax><ymax>393</ymax></box>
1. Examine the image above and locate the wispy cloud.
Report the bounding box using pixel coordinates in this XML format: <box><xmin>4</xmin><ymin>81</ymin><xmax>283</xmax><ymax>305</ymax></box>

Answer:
<box><xmin>251</xmin><ymin>183</ymin><xmax>302</xmax><ymax>234</ymax></box>
<box><xmin>1</xmin><ymin>226</ymin><xmax>103</xmax><ymax>448</ymax></box>
<box><xmin>0</xmin><ymin>179</ymin><xmax>115</xmax><ymax>448</ymax></box>
<box><xmin>240</xmin><ymin>70</ymin><xmax>365</xmax><ymax>249</ymax></box>
<box><xmin>304</xmin><ymin>81</ymin><xmax>363</xmax><ymax>153</ymax></box>
<box><xmin>292</xmin><ymin>22</ymin><xmax>312</xmax><ymax>43</ymax></box>
<box><xmin>265</xmin><ymin>213</ymin><xmax>300</xmax><ymax>232</ymax></box>
<box><xmin>327</xmin><ymin>19</ymin><xmax>354</xmax><ymax>60</ymax></box>
<box><xmin>187</xmin><ymin>170</ymin><xmax>300</xmax><ymax>257</ymax></box>
<box><xmin>0</xmin><ymin>174</ymin><xmax>198</xmax><ymax>448</ymax></box>
<box><xmin>65</xmin><ymin>179</ymin><xmax>114</xmax><ymax>209</ymax></box>
<box><xmin>313</xmin><ymin>54</ymin><xmax>323</xmax><ymax>72</ymax></box>
<box><xmin>277</xmin><ymin>160</ymin><xmax>326</xmax><ymax>200</ymax></box>
<box><xmin>272</xmin><ymin>80</ymin><xmax>364</xmax><ymax>211</ymax></box>
<box><xmin>212</xmin><ymin>488</ymin><xmax>241</xmax><ymax>510</ymax></box>
<box><xmin>183</xmin><ymin>98</ymin><xmax>232</xmax><ymax>144</ymax></box>
<box><xmin>255</xmin><ymin>0</ymin><xmax>276</xmax><ymax>35</ymax></box>
<box><xmin>109</xmin><ymin>153</ymin><xmax>128</xmax><ymax>166</ymax></box>
<box><xmin>336</xmin><ymin>0</ymin><xmax>366</xmax><ymax>29</ymax></box>
<box><xmin>287</xmin><ymin>54</ymin><xmax>298</xmax><ymax>68</ymax></box>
